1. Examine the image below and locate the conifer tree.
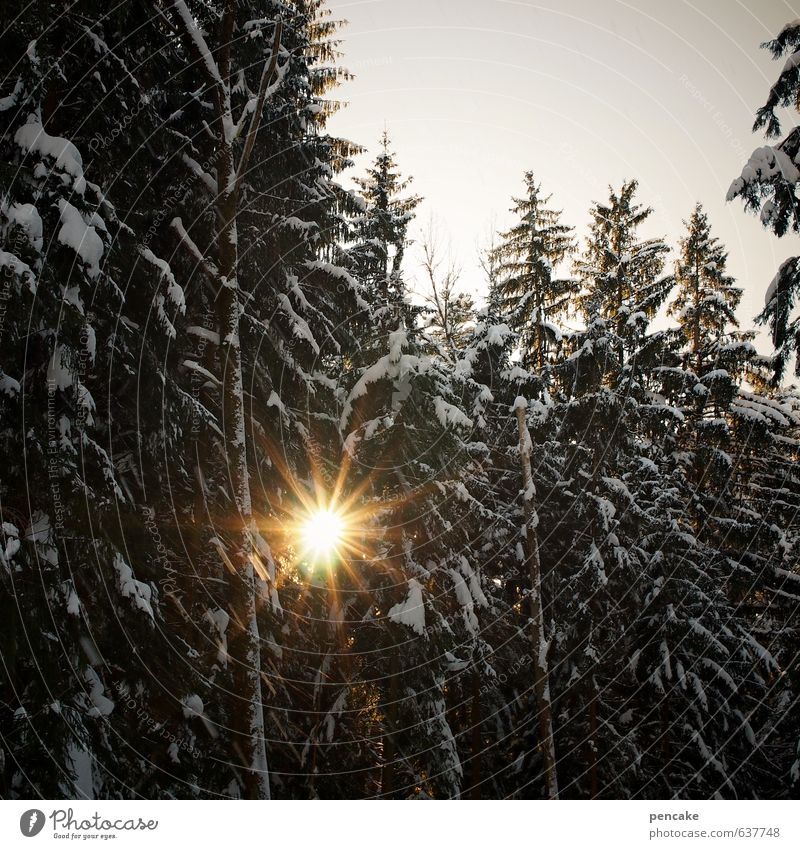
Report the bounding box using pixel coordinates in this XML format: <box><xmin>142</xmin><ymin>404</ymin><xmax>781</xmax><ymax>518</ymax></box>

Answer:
<box><xmin>0</xmin><ymin>2</ymin><xmax>186</xmax><ymax>797</ymax></box>
<box><xmin>457</xmin><ymin>254</ymin><xmax>568</xmax><ymax>799</ymax></box>
<box><xmin>0</xmin><ymin>0</ymin><xmax>368</xmax><ymax>800</ymax></box>
<box><xmin>491</xmin><ymin>173</ymin><xmax>575</xmax><ymax>370</ymax></box>
<box><xmin>575</xmin><ymin>180</ymin><xmax>673</xmax><ymax>366</ymax></box>
<box><xmin>728</xmin><ymin>20</ymin><xmax>800</xmax><ymax>381</ymax></box>
<box><xmin>158</xmin><ymin>1</ymin><xmax>369</xmax><ymax>800</ymax></box>
<box><xmin>337</xmin><ymin>137</ymin><xmax>503</xmax><ymax>798</ymax></box>
<box><xmin>349</xmin><ymin>131</ymin><xmax>422</xmax><ymax>322</ymax></box>
<box><xmin>626</xmin><ymin>447</ymin><xmax>773</xmax><ymax>798</ymax></box>
<box><xmin>670</xmin><ymin>204</ymin><xmax>746</xmax><ymax>380</ymax></box>
<box><xmin>665</xmin><ymin>206</ymin><xmax>755</xmax><ymax>556</ymax></box>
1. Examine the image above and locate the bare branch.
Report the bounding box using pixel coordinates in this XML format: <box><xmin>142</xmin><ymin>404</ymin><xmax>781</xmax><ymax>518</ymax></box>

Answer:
<box><xmin>235</xmin><ymin>20</ymin><xmax>284</xmax><ymax>189</ymax></box>
<box><xmin>477</xmin><ymin>216</ymin><xmax>500</xmax><ymax>286</ymax></box>
<box><xmin>418</xmin><ymin>217</ymin><xmax>464</xmax><ymax>356</ymax></box>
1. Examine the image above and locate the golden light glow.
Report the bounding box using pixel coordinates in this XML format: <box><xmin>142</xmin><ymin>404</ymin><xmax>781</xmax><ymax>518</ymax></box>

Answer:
<box><xmin>299</xmin><ymin>507</ymin><xmax>347</xmax><ymax>565</ymax></box>
<box><xmin>252</xmin><ymin>426</ymin><xmax>415</xmax><ymax>580</ymax></box>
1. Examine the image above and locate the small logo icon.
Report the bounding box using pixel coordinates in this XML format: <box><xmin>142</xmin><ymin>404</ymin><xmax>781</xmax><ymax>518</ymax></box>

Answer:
<box><xmin>20</xmin><ymin>809</ymin><xmax>45</xmax><ymax>837</ymax></box>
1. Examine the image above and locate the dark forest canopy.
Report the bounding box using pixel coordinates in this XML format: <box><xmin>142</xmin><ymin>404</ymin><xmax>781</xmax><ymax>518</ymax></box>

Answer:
<box><xmin>0</xmin><ymin>1</ymin><xmax>798</xmax><ymax>800</ymax></box>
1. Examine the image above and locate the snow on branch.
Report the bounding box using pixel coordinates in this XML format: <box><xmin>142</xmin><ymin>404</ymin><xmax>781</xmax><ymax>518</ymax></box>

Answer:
<box><xmin>170</xmin><ymin>216</ymin><xmax>221</xmax><ymax>282</ymax></box>
<box><xmin>182</xmin><ymin>359</ymin><xmax>221</xmax><ymax>387</ymax></box>
<box><xmin>172</xmin><ymin>0</ymin><xmax>224</xmax><ymax>88</ymax></box>
<box><xmin>180</xmin><ymin>152</ymin><xmax>218</xmax><ymax>196</ymax></box>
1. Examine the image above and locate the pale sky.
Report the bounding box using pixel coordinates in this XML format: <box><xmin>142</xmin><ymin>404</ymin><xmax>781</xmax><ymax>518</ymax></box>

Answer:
<box><xmin>326</xmin><ymin>0</ymin><xmax>800</xmax><ymax>349</ymax></box>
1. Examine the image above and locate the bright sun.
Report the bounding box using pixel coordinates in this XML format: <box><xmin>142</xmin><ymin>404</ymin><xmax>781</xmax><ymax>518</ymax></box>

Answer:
<box><xmin>299</xmin><ymin>508</ymin><xmax>346</xmax><ymax>564</ymax></box>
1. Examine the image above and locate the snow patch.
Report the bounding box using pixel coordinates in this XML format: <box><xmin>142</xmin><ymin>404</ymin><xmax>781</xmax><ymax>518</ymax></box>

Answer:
<box><xmin>57</xmin><ymin>200</ymin><xmax>104</xmax><ymax>277</ymax></box>
<box><xmin>15</xmin><ymin>118</ymin><xmax>86</xmax><ymax>193</ymax></box>
<box><xmin>388</xmin><ymin>579</ymin><xmax>426</xmax><ymax>635</ymax></box>
<box><xmin>114</xmin><ymin>553</ymin><xmax>154</xmax><ymax>619</ymax></box>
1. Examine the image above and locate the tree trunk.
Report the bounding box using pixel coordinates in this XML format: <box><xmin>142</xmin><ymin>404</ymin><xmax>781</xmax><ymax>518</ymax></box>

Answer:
<box><xmin>168</xmin><ymin>1</ymin><xmax>286</xmax><ymax>801</ymax></box>
<box><xmin>515</xmin><ymin>400</ymin><xmax>559</xmax><ymax>800</ymax></box>
<box><xmin>470</xmin><ymin>671</ymin><xmax>482</xmax><ymax>799</ymax></box>
<box><xmin>660</xmin><ymin>697</ymin><xmax>671</xmax><ymax>770</ymax></box>
<box><xmin>536</xmin><ymin>295</ymin><xmax>545</xmax><ymax>371</ymax></box>
<box><xmin>694</xmin><ymin>257</ymin><xmax>702</xmax><ymax>376</ymax></box>
<box><xmin>382</xmin><ymin>653</ymin><xmax>399</xmax><ymax>797</ymax></box>
<box><xmin>227</xmin><ymin>552</ymin><xmax>270</xmax><ymax>799</ymax></box>
<box><xmin>216</xmin><ymin>178</ymin><xmax>270</xmax><ymax>799</ymax></box>
<box><xmin>589</xmin><ymin>694</ymin><xmax>598</xmax><ymax>798</ymax></box>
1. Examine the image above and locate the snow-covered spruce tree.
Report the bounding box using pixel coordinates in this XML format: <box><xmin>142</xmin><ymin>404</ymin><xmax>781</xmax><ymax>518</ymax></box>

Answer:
<box><xmin>544</xmin><ymin>316</ymin><xmax>644</xmax><ymax>798</ymax></box>
<box><xmin>464</xmin><ymin>225</ymin><xmax>663</xmax><ymax>798</ymax></box>
<box><xmin>727</xmin><ymin>20</ymin><xmax>800</xmax><ymax>382</ymax></box>
<box><xmin>666</xmin><ymin>205</ymin><xmax>757</xmax><ymax>547</ymax></box>
<box><xmin>546</xmin><ymin>306</ymin><xmax>766</xmax><ymax>799</ymax></box>
<box><xmin>450</xmin><ymin>287</ymin><xmax>549</xmax><ymax>799</ymax></box>
<box><xmin>623</xmin><ymin>443</ymin><xmax>775</xmax><ymax>799</ymax></box>
<box><xmin>661</xmin><ymin>208</ymin><xmax>788</xmax><ymax>612</ymax></box>
<box><xmin>261</xmin><ymin>134</ymin><xmax>427</xmax><ymax>799</ymax></box>
<box><xmin>490</xmin><ymin>173</ymin><xmax>576</xmax><ymax>371</ymax></box>
<box><xmin>338</xmin><ymin>322</ymin><xmax>492</xmax><ymax>798</ymax></box>
<box><xmin>651</xmin><ymin>208</ymin><xmax>798</xmax><ymax>798</ymax></box>
<box><xmin>725</xmin><ymin>21</ymin><xmax>800</xmax><ymax>791</ymax></box>
<box><xmin>669</xmin><ymin>203</ymin><xmax>754</xmax><ymax>424</ymax></box>
<box><xmin>222</xmin><ymin>4</ymin><xmax>368</xmax><ymax>800</ymax></box>
<box><xmin>0</xmin><ymin>0</ymin><xmax>367</xmax><ymax>800</ymax></box>
<box><xmin>449</xmin><ymin>280</ymin><xmax>515</xmax><ymax>773</ymax></box>
<box><xmin>63</xmin><ymin>3</ymin><xmax>294</xmax><ymax>792</ymax></box>
<box><xmin>453</xmin><ymin>266</ymin><xmax>568</xmax><ymax>799</ymax></box>
<box><xmin>74</xmin><ymin>8</ymin><xmax>241</xmax><ymax>798</ymax></box>
<box><xmin>516</xmin><ymin>184</ymin><xmax>674</xmax><ymax>798</ymax></box>
<box><xmin>332</xmin><ymin>144</ymin><xmax>501</xmax><ymax>798</ymax></box>
<box><xmin>575</xmin><ymin>180</ymin><xmax>673</xmax><ymax>367</ymax></box>
<box><xmin>143</xmin><ymin>1</ymin><xmax>368</xmax><ymax>799</ymax></box>
<box><xmin>564</xmin><ymin>201</ymin><xmax>775</xmax><ymax>799</ymax></box>
<box><xmin>670</xmin><ymin>204</ymin><xmax>750</xmax><ymax>381</ymax></box>
<box><xmin>719</xmin><ymin>389</ymin><xmax>800</xmax><ymax>798</ymax></box>
<box><xmin>0</xmin><ymin>5</ymin><xmax>189</xmax><ymax>797</ymax></box>
<box><xmin>348</xmin><ymin>130</ymin><xmax>421</xmax><ymax>322</ymax></box>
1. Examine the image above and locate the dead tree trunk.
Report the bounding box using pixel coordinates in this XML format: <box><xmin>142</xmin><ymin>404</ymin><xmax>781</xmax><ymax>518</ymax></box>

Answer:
<box><xmin>514</xmin><ymin>397</ymin><xmax>559</xmax><ymax>800</ymax></box>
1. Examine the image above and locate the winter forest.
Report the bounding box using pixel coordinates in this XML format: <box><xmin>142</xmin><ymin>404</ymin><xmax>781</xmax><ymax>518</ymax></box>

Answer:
<box><xmin>0</xmin><ymin>0</ymin><xmax>799</xmax><ymax>802</ymax></box>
